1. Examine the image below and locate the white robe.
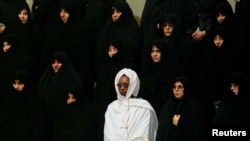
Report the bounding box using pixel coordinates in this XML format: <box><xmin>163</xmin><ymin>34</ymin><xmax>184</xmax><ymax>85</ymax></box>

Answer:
<box><xmin>104</xmin><ymin>68</ymin><xmax>158</xmax><ymax>141</ymax></box>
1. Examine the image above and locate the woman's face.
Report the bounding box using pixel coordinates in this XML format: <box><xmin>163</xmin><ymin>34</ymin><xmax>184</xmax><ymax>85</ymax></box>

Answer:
<box><xmin>60</xmin><ymin>8</ymin><xmax>70</xmax><ymax>23</ymax></box>
<box><xmin>173</xmin><ymin>81</ymin><xmax>184</xmax><ymax>100</ymax></box>
<box><xmin>13</xmin><ymin>80</ymin><xmax>25</xmax><ymax>92</ymax></box>
<box><xmin>52</xmin><ymin>60</ymin><xmax>62</xmax><ymax>73</ymax></box>
<box><xmin>117</xmin><ymin>75</ymin><xmax>130</xmax><ymax>96</ymax></box>
<box><xmin>67</xmin><ymin>92</ymin><xmax>76</xmax><ymax>104</ymax></box>
<box><xmin>108</xmin><ymin>44</ymin><xmax>118</xmax><ymax>58</ymax></box>
<box><xmin>217</xmin><ymin>13</ymin><xmax>226</xmax><ymax>24</ymax></box>
<box><xmin>213</xmin><ymin>35</ymin><xmax>224</xmax><ymax>48</ymax></box>
<box><xmin>162</xmin><ymin>22</ymin><xmax>174</xmax><ymax>37</ymax></box>
<box><xmin>112</xmin><ymin>8</ymin><xmax>122</xmax><ymax>22</ymax></box>
<box><xmin>3</xmin><ymin>41</ymin><xmax>11</xmax><ymax>53</ymax></box>
<box><xmin>18</xmin><ymin>9</ymin><xmax>29</xmax><ymax>24</ymax></box>
<box><xmin>151</xmin><ymin>45</ymin><xmax>161</xmax><ymax>63</ymax></box>
<box><xmin>230</xmin><ymin>83</ymin><xmax>239</xmax><ymax>96</ymax></box>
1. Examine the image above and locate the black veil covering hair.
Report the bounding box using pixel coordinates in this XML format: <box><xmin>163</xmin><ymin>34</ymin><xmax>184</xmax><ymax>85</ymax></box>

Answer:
<box><xmin>0</xmin><ymin>0</ymin><xmax>27</xmax><ymax>33</ymax></box>
<box><xmin>0</xmin><ymin>70</ymin><xmax>35</xmax><ymax>141</ymax></box>
<box><xmin>0</xmin><ymin>33</ymin><xmax>31</xmax><ymax>94</ymax></box>
<box><xmin>38</xmin><ymin>51</ymin><xmax>89</xmax><ymax>140</ymax></box>
<box><xmin>38</xmin><ymin>51</ymin><xmax>82</xmax><ymax>101</ymax></box>
<box><xmin>139</xmin><ymin>39</ymin><xmax>170</xmax><ymax>118</ymax></box>
<box><xmin>212</xmin><ymin>72</ymin><xmax>250</xmax><ymax>131</ymax></box>
<box><xmin>97</xmin><ymin>0</ymin><xmax>142</xmax><ymax>75</ymax></box>
<box><xmin>156</xmin><ymin>76</ymin><xmax>205</xmax><ymax>141</ymax></box>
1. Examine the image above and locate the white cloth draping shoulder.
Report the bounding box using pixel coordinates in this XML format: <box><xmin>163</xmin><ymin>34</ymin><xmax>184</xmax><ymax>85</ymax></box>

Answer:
<box><xmin>104</xmin><ymin>68</ymin><xmax>158</xmax><ymax>141</ymax></box>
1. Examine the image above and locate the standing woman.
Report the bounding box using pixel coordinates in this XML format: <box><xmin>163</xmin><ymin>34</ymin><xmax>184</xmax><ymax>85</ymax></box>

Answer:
<box><xmin>0</xmin><ymin>0</ymin><xmax>27</xmax><ymax>34</ymax></box>
<box><xmin>104</xmin><ymin>68</ymin><xmax>158</xmax><ymax>141</ymax></box>
<box><xmin>0</xmin><ymin>33</ymin><xmax>31</xmax><ymax>94</ymax></box>
<box><xmin>139</xmin><ymin>39</ymin><xmax>170</xmax><ymax>119</ymax></box>
<box><xmin>37</xmin><ymin>51</ymin><xmax>83</xmax><ymax>141</ymax></box>
<box><xmin>38</xmin><ymin>0</ymin><xmax>84</xmax><ymax>72</ymax></box>
<box><xmin>212</xmin><ymin>72</ymin><xmax>250</xmax><ymax>130</ymax></box>
<box><xmin>143</xmin><ymin>12</ymin><xmax>193</xmax><ymax>76</ymax></box>
<box><xmin>156</xmin><ymin>76</ymin><xmax>205</xmax><ymax>141</ymax></box>
<box><xmin>97</xmin><ymin>0</ymin><xmax>143</xmax><ymax>74</ymax></box>
<box><xmin>0</xmin><ymin>70</ymin><xmax>34</xmax><ymax>141</ymax></box>
<box><xmin>15</xmin><ymin>1</ymin><xmax>41</xmax><ymax>84</ymax></box>
<box><xmin>51</xmin><ymin>85</ymin><xmax>94</xmax><ymax>141</ymax></box>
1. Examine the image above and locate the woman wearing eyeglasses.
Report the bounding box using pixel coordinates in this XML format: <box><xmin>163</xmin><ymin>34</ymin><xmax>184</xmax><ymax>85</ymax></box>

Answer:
<box><xmin>156</xmin><ymin>76</ymin><xmax>205</xmax><ymax>141</ymax></box>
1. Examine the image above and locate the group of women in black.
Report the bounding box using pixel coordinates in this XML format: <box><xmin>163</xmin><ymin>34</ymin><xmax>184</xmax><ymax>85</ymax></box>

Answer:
<box><xmin>0</xmin><ymin>0</ymin><xmax>250</xmax><ymax>141</ymax></box>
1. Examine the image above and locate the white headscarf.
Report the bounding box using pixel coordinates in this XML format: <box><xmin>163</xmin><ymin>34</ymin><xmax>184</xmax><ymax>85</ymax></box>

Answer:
<box><xmin>104</xmin><ymin>68</ymin><xmax>158</xmax><ymax>141</ymax></box>
<box><xmin>114</xmin><ymin>68</ymin><xmax>140</xmax><ymax>100</ymax></box>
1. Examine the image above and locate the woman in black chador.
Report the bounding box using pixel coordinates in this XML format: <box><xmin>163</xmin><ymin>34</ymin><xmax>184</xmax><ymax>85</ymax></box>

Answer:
<box><xmin>139</xmin><ymin>39</ymin><xmax>170</xmax><ymax>119</ymax></box>
<box><xmin>0</xmin><ymin>70</ymin><xmax>34</xmax><ymax>141</ymax></box>
<box><xmin>38</xmin><ymin>51</ymin><xmax>84</xmax><ymax>141</ymax></box>
<box><xmin>14</xmin><ymin>1</ymin><xmax>41</xmax><ymax>84</ymax></box>
<box><xmin>0</xmin><ymin>33</ymin><xmax>31</xmax><ymax>94</ymax></box>
<box><xmin>0</xmin><ymin>0</ymin><xmax>27</xmax><ymax>33</ymax></box>
<box><xmin>38</xmin><ymin>0</ymin><xmax>85</xmax><ymax>73</ymax></box>
<box><xmin>142</xmin><ymin>13</ymin><xmax>193</xmax><ymax>88</ymax></box>
<box><xmin>156</xmin><ymin>76</ymin><xmax>205</xmax><ymax>141</ymax></box>
<box><xmin>51</xmin><ymin>85</ymin><xmax>94</xmax><ymax>141</ymax></box>
<box><xmin>212</xmin><ymin>72</ymin><xmax>250</xmax><ymax>130</ymax></box>
<box><xmin>97</xmin><ymin>0</ymin><xmax>142</xmax><ymax>74</ymax></box>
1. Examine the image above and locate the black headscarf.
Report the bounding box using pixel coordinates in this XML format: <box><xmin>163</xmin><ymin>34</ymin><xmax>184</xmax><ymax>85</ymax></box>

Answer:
<box><xmin>0</xmin><ymin>33</ymin><xmax>31</xmax><ymax>94</ymax></box>
<box><xmin>0</xmin><ymin>70</ymin><xmax>33</xmax><ymax>141</ymax></box>
<box><xmin>228</xmin><ymin>72</ymin><xmax>249</xmax><ymax>99</ymax></box>
<box><xmin>156</xmin><ymin>76</ymin><xmax>204</xmax><ymax>141</ymax></box>
<box><xmin>38</xmin><ymin>51</ymin><xmax>83</xmax><ymax>118</ymax></box>
<box><xmin>212</xmin><ymin>72</ymin><xmax>250</xmax><ymax>129</ymax></box>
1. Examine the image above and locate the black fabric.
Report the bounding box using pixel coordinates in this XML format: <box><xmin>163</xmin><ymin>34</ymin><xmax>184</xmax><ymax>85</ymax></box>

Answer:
<box><xmin>83</xmin><ymin>0</ymin><xmax>118</xmax><ymax>81</ymax></box>
<box><xmin>140</xmin><ymin>0</ymin><xmax>167</xmax><ymax>40</ymax></box>
<box><xmin>195</xmin><ymin>26</ymin><xmax>235</xmax><ymax>102</ymax></box>
<box><xmin>156</xmin><ymin>76</ymin><xmax>205</xmax><ymax>141</ymax></box>
<box><xmin>142</xmin><ymin>13</ymin><xmax>193</xmax><ymax>88</ymax></box>
<box><xmin>0</xmin><ymin>33</ymin><xmax>31</xmax><ymax>94</ymax></box>
<box><xmin>0</xmin><ymin>70</ymin><xmax>36</xmax><ymax>141</ymax></box>
<box><xmin>38</xmin><ymin>0</ymin><xmax>84</xmax><ymax>72</ymax></box>
<box><xmin>96</xmin><ymin>0</ymin><xmax>142</xmax><ymax>75</ymax></box>
<box><xmin>235</xmin><ymin>0</ymin><xmax>250</xmax><ymax>76</ymax></box>
<box><xmin>0</xmin><ymin>0</ymin><xmax>26</xmax><ymax>33</ymax></box>
<box><xmin>38</xmin><ymin>51</ymin><xmax>84</xmax><ymax>141</ymax></box>
<box><xmin>51</xmin><ymin>86</ymin><xmax>94</xmax><ymax>141</ymax></box>
<box><xmin>13</xmin><ymin>1</ymin><xmax>42</xmax><ymax>84</ymax></box>
<box><xmin>36</xmin><ymin>0</ymin><xmax>93</xmax><ymax>98</ymax></box>
<box><xmin>212</xmin><ymin>72</ymin><xmax>250</xmax><ymax>131</ymax></box>
<box><xmin>139</xmin><ymin>39</ymin><xmax>170</xmax><ymax>119</ymax></box>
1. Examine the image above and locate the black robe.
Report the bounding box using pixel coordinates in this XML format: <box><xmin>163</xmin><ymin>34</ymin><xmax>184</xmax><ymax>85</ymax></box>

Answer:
<box><xmin>0</xmin><ymin>33</ymin><xmax>31</xmax><ymax>94</ymax></box>
<box><xmin>156</xmin><ymin>76</ymin><xmax>205</xmax><ymax>141</ymax></box>
<box><xmin>96</xmin><ymin>0</ymin><xmax>142</xmax><ymax>75</ymax></box>
<box><xmin>0</xmin><ymin>0</ymin><xmax>26</xmax><ymax>33</ymax></box>
<box><xmin>212</xmin><ymin>72</ymin><xmax>250</xmax><ymax>130</ymax></box>
<box><xmin>235</xmin><ymin>0</ymin><xmax>250</xmax><ymax>76</ymax></box>
<box><xmin>0</xmin><ymin>70</ymin><xmax>36</xmax><ymax>141</ymax></box>
<box><xmin>139</xmin><ymin>39</ymin><xmax>170</xmax><ymax>119</ymax></box>
<box><xmin>51</xmin><ymin>86</ymin><xmax>94</xmax><ymax>141</ymax></box>
<box><xmin>38</xmin><ymin>51</ymin><xmax>86</xmax><ymax>141</ymax></box>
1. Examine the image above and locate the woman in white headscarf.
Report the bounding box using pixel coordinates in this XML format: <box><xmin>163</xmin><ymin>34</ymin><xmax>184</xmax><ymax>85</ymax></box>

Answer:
<box><xmin>104</xmin><ymin>68</ymin><xmax>158</xmax><ymax>141</ymax></box>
